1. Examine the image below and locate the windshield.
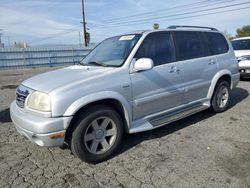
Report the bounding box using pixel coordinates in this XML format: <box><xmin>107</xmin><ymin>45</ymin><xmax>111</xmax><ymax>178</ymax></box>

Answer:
<box><xmin>81</xmin><ymin>34</ymin><xmax>141</xmax><ymax>67</ymax></box>
<box><xmin>231</xmin><ymin>39</ymin><xmax>250</xmax><ymax>50</ymax></box>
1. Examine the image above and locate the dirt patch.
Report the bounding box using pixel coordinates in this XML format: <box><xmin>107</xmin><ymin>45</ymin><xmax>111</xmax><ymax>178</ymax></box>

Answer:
<box><xmin>1</xmin><ymin>85</ymin><xmax>18</xmax><ymax>90</ymax></box>
<box><xmin>217</xmin><ymin>141</ymin><xmax>250</xmax><ymax>179</ymax></box>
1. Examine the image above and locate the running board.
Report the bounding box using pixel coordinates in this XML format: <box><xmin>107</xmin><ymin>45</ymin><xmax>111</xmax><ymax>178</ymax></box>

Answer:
<box><xmin>149</xmin><ymin>104</ymin><xmax>209</xmax><ymax>127</ymax></box>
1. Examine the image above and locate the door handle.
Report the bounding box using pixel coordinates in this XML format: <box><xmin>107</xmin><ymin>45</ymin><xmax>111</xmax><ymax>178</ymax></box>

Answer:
<box><xmin>169</xmin><ymin>66</ymin><xmax>180</xmax><ymax>73</ymax></box>
<box><xmin>208</xmin><ymin>59</ymin><xmax>216</xmax><ymax>65</ymax></box>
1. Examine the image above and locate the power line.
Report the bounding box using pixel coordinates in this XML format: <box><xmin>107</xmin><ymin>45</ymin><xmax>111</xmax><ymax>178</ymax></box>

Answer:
<box><xmin>26</xmin><ymin>1</ymin><xmax>250</xmax><ymax>44</ymax></box>
<box><xmin>96</xmin><ymin>0</ymin><xmax>235</xmax><ymax>25</ymax></box>
<box><xmin>163</xmin><ymin>6</ymin><xmax>250</xmax><ymax>23</ymax></box>
<box><xmin>91</xmin><ymin>1</ymin><xmax>250</xmax><ymax>27</ymax></box>
<box><xmin>90</xmin><ymin>1</ymin><xmax>250</xmax><ymax>28</ymax></box>
<box><xmin>98</xmin><ymin>0</ymin><xmax>213</xmax><ymax>23</ymax></box>
<box><xmin>88</xmin><ymin>0</ymin><xmax>234</xmax><ymax>27</ymax></box>
<box><xmin>29</xmin><ymin>27</ymin><xmax>81</xmax><ymax>44</ymax></box>
<box><xmin>95</xmin><ymin>6</ymin><xmax>250</xmax><ymax>29</ymax></box>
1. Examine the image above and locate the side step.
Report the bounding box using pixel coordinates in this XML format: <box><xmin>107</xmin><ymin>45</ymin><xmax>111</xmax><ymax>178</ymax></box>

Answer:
<box><xmin>150</xmin><ymin>103</ymin><xmax>209</xmax><ymax>127</ymax></box>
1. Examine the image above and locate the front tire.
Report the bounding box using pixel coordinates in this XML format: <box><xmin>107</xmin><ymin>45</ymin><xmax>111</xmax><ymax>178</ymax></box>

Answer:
<box><xmin>210</xmin><ymin>80</ymin><xmax>230</xmax><ymax>113</ymax></box>
<box><xmin>70</xmin><ymin>105</ymin><xmax>123</xmax><ymax>163</ymax></box>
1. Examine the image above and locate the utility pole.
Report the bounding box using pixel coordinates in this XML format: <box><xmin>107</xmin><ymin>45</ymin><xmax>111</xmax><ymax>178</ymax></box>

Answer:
<box><xmin>81</xmin><ymin>0</ymin><xmax>88</xmax><ymax>47</ymax></box>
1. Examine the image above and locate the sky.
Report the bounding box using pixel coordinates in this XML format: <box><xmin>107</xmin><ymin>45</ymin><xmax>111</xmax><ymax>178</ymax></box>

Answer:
<box><xmin>0</xmin><ymin>0</ymin><xmax>249</xmax><ymax>46</ymax></box>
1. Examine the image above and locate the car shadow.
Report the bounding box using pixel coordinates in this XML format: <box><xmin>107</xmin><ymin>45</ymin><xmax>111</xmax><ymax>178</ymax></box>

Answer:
<box><xmin>116</xmin><ymin>86</ymin><xmax>249</xmax><ymax>157</ymax></box>
<box><xmin>240</xmin><ymin>77</ymin><xmax>250</xmax><ymax>82</ymax></box>
<box><xmin>0</xmin><ymin>108</ymin><xmax>11</xmax><ymax>123</ymax></box>
<box><xmin>229</xmin><ymin>87</ymin><xmax>249</xmax><ymax>109</ymax></box>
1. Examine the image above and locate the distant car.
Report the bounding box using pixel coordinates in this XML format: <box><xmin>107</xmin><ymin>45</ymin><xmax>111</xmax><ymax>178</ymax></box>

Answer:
<box><xmin>10</xmin><ymin>26</ymin><xmax>239</xmax><ymax>163</ymax></box>
<box><xmin>231</xmin><ymin>37</ymin><xmax>250</xmax><ymax>78</ymax></box>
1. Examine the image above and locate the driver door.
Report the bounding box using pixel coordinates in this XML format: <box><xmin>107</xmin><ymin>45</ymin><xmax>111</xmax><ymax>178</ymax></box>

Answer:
<box><xmin>130</xmin><ymin>32</ymin><xmax>184</xmax><ymax>120</ymax></box>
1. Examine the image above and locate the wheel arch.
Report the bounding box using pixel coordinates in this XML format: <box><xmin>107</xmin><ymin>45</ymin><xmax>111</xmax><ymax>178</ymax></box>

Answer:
<box><xmin>207</xmin><ymin>70</ymin><xmax>232</xmax><ymax>99</ymax></box>
<box><xmin>64</xmin><ymin>92</ymin><xmax>131</xmax><ymax>142</ymax></box>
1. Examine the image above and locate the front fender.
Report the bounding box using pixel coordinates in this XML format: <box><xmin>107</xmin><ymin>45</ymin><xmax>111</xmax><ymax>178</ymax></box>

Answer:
<box><xmin>63</xmin><ymin>91</ymin><xmax>132</xmax><ymax>130</ymax></box>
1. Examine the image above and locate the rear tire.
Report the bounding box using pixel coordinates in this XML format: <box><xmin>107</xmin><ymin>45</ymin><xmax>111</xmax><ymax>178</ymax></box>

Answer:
<box><xmin>70</xmin><ymin>105</ymin><xmax>123</xmax><ymax>163</ymax></box>
<box><xmin>210</xmin><ymin>80</ymin><xmax>230</xmax><ymax>113</ymax></box>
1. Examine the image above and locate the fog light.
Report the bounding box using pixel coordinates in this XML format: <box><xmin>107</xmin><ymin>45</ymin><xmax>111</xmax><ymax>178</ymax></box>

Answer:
<box><xmin>48</xmin><ymin>132</ymin><xmax>65</xmax><ymax>139</ymax></box>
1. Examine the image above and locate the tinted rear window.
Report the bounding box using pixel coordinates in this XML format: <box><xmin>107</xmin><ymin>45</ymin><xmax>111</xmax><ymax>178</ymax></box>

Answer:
<box><xmin>231</xmin><ymin>39</ymin><xmax>250</xmax><ymax>50</ymax></box>
<box><xmin>204</xmin><ymin>32</ymin><xmax>229</xmax><ymax>55</ymax></box>
<box><xmin>174</xmin><ymin>31</ymin><xmax>205</xmax><ymax>61</ymax></box>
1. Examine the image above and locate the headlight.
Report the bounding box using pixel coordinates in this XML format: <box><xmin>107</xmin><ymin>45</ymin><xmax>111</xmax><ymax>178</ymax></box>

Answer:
<box><xmin>27</xmin><ymin>91</ymin><xmax>51</xmax><ymax>112</ymax></box>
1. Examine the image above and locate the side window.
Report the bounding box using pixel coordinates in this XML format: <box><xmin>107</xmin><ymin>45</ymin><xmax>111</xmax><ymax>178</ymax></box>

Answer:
<box><xmin>204</xmin><ymin>32</ymin><xmax>229</xmax><ymax>55</ymax></box>
<box><xmin>135</xmin><ymin>32</ymin><xmax>175</xmax><ymax>66</ymax></box>
<box><xmin>174</xmin><ymin>31</ymin><xmax>205</xmax><ymax>61</ymax></box>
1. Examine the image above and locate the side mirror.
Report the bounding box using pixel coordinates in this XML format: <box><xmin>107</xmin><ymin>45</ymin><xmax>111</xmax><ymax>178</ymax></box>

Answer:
<box><xmin>134</xmin><ymin>58</ymin><xmax>153</xmax><ymax>72</ymax></box>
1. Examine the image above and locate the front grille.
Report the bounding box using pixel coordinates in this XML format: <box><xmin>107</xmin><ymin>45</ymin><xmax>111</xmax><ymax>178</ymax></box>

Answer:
<box><xmin>16</xmin><ymin>85</ymin><xmax>30</xmax><ymax>108</ymax></box>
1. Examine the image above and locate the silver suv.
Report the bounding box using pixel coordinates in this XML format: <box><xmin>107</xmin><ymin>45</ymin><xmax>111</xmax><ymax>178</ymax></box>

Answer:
<box><xmin>10</xmin><ymin>26</ymin><xmax>239</xmax><ymax>163</ymax></box>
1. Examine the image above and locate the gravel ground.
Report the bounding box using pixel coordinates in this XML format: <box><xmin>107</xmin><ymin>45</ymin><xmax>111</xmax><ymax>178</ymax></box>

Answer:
<box><xmin>0</xmin><ymin>68</ymin><xmax>250</xmax><ymax>188</ymax></box>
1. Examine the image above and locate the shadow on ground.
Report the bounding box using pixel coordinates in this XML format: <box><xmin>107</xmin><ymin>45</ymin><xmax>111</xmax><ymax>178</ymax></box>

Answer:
<box><xmin>0</xmin><ymin>85</ymin><xmax>18</xmax><ymax>90</ymax></box>
<box><xmin>240</xmin><ymin>77</ymin><xmax>250</xmax><ymax>82</ymax></box>
<box><xmin>0</xmin><ymin>108</ymin><xmax>11</xmax><ymax>123</ymax></box>
<box><xmin>229</xmin><ymin>87</ymin><xmax>249</xmax><ymax>109</ymax></box>
<box><xmin>116</xmin><ymin>87</ymin><xmax>249</xmax><ymax>157</ymax></box>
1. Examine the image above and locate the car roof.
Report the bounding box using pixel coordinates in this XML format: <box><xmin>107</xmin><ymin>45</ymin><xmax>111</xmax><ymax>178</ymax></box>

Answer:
<box><xmin>123</xmin><ymin>28</ymin><xmax>220</xmax><ymax>35</ymax></box>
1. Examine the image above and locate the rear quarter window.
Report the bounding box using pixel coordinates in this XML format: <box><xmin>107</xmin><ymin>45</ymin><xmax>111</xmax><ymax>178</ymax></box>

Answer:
<box><xmin>204</xmin><ymin>32</ymin><xmax>229</xmax><ymax>55</ymax></box>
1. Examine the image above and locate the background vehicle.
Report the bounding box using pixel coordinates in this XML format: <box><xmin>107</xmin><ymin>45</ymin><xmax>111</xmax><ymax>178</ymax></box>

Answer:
<box><xmin>10</xmin><ymin>26</ymin><xmax>239</xmax><ymax>163</ymax></box>
<box><xmin>231</xmin><ymin>37</ymin><xmax>250</xmax><ymax>78</ymax></box>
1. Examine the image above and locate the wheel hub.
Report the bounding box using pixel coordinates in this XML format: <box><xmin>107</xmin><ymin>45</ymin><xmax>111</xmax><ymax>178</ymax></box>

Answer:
<box><xmin>217</xmin><ymin>86</ymin><xmax>229</xmax><ymax>108</ymax></box>
<box><xmin>84</xmin><ymin>116</ymin><xmax>118</xmax><ymax>154</ymax></box>
<box><xmin>95</xmin><ymin>129</ymin><xmax>105</xmax><ymax>140</ymax></box>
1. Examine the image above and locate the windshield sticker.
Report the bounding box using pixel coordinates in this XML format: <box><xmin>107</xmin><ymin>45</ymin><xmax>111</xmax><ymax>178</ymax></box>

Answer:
<box><xmin>119</xmin><ymin>35</ymin><xmax>135</xmax><ymax>41</ymax></box>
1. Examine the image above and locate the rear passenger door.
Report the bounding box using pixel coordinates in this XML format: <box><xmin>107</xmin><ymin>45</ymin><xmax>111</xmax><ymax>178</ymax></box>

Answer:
<box><xmin>173</xmin><ymin>31</ymin><xmax>218</xmax><ymax>103</ymax></box>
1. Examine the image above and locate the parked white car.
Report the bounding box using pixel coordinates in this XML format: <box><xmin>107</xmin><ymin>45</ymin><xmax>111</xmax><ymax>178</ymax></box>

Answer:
<box><xmin>231</xmin><ymin>37</ymin><xmax>250</xmax><ymax>78</ymax></box>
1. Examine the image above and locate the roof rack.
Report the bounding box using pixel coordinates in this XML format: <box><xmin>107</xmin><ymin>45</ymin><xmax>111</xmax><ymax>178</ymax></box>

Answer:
<box><xmin>167</xmin><ymin>25</ymin><xmax>218</xmax><ymax>31</ymax></box>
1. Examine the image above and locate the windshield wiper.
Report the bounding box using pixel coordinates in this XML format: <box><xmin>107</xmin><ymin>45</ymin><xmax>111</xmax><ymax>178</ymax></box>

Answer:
<box><xmin>75</xmin><ymin>61</ymin><xmax>87</xmax><ymax>66</ymax></box>
<box><xmin>87</xmin><ymin>61</ymin><xmax>108</xmax><ymax>67</ymax></box>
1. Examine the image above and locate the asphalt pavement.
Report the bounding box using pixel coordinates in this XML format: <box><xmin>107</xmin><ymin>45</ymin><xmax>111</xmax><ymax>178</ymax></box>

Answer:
<box><xmin>0</xmin><ymin>68</ymin><xmax>249</xmax><ymax>188</ymax></box>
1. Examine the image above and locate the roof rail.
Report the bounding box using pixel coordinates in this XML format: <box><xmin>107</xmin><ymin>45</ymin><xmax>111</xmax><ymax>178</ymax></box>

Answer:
<box><xmin>167</xmin><ymin>25</ymin><xmax>218</xmax><ymax>31</ymax></box>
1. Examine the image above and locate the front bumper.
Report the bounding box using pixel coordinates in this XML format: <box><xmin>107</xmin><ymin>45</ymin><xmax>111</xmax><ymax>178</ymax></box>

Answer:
<box><xmin>10</xmin><ymin>102</ymin><xmax>72</xmax><ymax>147</ymax></box>
<box><xmin>239</xmin><ymin>60</ymin><xmax>250</xmax><ymax>77</ymax></box>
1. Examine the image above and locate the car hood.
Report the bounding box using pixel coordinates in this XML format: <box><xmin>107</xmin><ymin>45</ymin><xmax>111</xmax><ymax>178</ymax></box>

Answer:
<box><xmin>234</xmin><ymin>50</ymin><xmax>250</xmax><ymax>57</ymax></box>
<box><xmin>22</xmin><ymin>65</ymin><xmax>115</xmax><ymax>93</ymax></box>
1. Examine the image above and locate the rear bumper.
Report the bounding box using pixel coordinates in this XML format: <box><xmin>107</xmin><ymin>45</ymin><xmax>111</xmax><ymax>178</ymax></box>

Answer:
<box><xmin>10</xmin><ymin>101</ymin><xmax>72</xmax><ymax>147</ymax></box>
<box><xmin>232</xmin><ymin>72</ymin><xmax>240</xmax><ymax>88</ymax></box>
